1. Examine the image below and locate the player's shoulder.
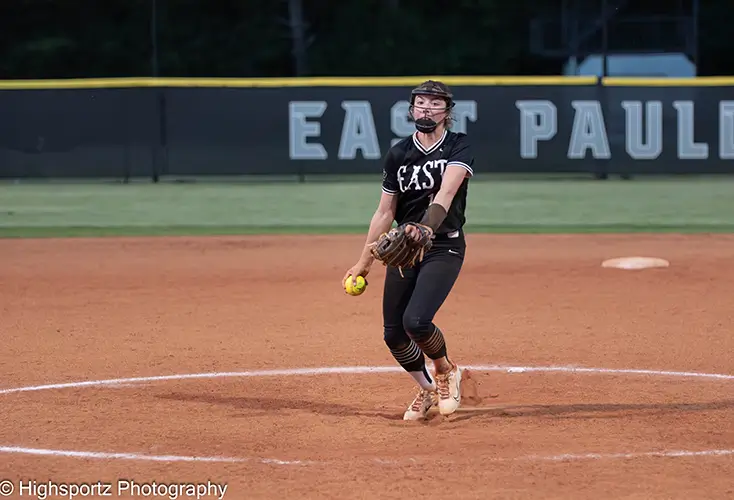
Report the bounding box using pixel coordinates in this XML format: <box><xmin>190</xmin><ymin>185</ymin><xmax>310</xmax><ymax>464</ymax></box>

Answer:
<box><xmin>445</xmin><ymin>130</ymin><xmax>472</xmax><ymax>154</ymax></box>
<box><xmin>446</xmin><ymin>130</ymin><xmax>469</xmax><ymax>144</ymax></box>
<box><xmin>383</xmin><ymin>136</ymin><xmax>414</xmax><ymax>166</ymax></box>
<box><xmin>388</xmin><ymin>135</ymin><xmax>414</xmax><ymax>154</ymax></box>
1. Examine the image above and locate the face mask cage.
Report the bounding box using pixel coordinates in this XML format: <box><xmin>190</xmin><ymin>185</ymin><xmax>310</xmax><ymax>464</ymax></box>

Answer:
<box><xmin>407</xmin><ymin>81</ymin><xmax>455</xmax><ymax>132</ymax></box>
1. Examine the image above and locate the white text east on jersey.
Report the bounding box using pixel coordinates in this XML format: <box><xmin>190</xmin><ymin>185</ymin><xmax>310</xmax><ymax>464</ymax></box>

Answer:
<box><xmin>397</xmin><ymin>159</ymin><xmax>448</xmax><ymax>192</ymax></box>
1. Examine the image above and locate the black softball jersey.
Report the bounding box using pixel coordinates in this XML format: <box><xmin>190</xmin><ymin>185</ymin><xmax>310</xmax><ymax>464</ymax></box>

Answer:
<box><xmin>381</xmin><ymin>130</ymin><xmax>474</xmax><ymax>237</ymax></box>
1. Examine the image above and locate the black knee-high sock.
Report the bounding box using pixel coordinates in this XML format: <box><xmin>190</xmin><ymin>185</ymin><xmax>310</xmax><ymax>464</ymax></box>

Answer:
<box><xmin>389</xmin><ymin>341</ymin><xmax>436</xmax><ymax>391</ymax></box>
<box><xmin>413</xmin><ymin>324</ymin><xmax>448</xmax><ymax>360</ymax></box>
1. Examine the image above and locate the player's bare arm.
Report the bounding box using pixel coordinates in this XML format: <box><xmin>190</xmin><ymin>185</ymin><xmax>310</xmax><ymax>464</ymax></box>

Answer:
<box><xmin>360</xmin><ymin>191</ymin><xmax>398</xmax><ymax>263</ymax></box>
<box><xmin>406</xmin><ymin>165</ymin><xmax>469</xmax><ymax>241</ymax></box>
<box><xmin>433</xmin><ymin>165</ymin><xmax>470</xmax><ymax>213</ymax></box>
<box><xmin>342</xmin><ymin>191</ymin><xmax>397</xmax><ymax>284</ymax></box>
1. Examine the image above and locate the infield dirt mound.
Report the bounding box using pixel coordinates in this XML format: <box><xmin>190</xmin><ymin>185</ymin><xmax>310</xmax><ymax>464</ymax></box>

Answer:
<box><xmin>1</xmin><ymin>233</ymin><xmax>733</xmax><ymax>499</ymax></box>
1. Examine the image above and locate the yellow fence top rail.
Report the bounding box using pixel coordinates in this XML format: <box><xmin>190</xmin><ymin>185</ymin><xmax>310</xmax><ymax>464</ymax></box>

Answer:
<box><xmin>603</xmin><ymin>76</ymin><xmax>734</xmax><ymax>86</ymax></box>
<box><xmin>0</xmin><ymin>75</ymin><xmax>598</xmax><ymax>90</ymax></box>
<box><xmin>1</xmin><ymin>75</ymin><xmax>733</xmax><ymax>90</ymax></box>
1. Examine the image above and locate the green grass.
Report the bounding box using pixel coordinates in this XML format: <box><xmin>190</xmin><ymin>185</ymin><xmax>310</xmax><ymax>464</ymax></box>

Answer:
<box><xmin>1</xmin><ymin>177</ymin><xmax>733</xmax><ymax>237</ymax></box>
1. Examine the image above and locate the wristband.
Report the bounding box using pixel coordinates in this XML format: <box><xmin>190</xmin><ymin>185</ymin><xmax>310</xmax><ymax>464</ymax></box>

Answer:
<box><xmin>420</xmin><ymin>203</ymin><xmax>447</xmax><ymax>232</ymax></box>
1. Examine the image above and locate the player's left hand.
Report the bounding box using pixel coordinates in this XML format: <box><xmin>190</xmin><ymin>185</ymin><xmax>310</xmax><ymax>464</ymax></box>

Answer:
<box><xmin>369</xmin><ymin>222</ymin><xmax>434</xmax><ymax>274</ymax></box>
<box><xmin>405</xmin><ymin>223</ymin><xmax>433</xmax><ymax>242</ymax></box>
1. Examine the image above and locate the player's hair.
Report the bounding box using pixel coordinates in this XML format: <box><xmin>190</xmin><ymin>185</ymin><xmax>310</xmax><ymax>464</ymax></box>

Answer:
<box><xmin>407</xmin><ymin>80</ymin><xmax>455</xmax><ymax>129</ymax></box>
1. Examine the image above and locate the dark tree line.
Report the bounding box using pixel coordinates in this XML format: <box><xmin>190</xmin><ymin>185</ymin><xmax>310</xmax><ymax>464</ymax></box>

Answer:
<box><xmin>0</xmin><ymin>0</ymin><xmax>730</xmax><ymax>80</ymax></box>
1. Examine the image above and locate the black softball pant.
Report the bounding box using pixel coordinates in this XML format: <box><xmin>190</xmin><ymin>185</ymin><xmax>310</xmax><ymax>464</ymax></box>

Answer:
<box><xmin>382</xmin><ymin>233</ymin><xmax>465</xmax><ymax>359</ymax></box>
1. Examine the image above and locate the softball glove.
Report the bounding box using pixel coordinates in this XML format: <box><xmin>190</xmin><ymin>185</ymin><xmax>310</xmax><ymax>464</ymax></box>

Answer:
<box><xmin>369</xmin><ymin>222</ymin><xmax>433</xmax><ymax>275</ymax></box>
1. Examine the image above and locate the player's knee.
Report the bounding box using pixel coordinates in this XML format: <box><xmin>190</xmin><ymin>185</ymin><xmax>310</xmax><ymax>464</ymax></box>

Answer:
<box><xmin>383</xmin><ymin>324</ymin><xmax>408</xmax><ymax>349</ymax></box>
<box><xmin>403</xmin><ymin>313</ymin><xmax>432</xmax><ymax>341</ymax></box>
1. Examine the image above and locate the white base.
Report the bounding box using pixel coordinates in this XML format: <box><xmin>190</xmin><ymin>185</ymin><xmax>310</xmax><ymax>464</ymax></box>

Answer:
<box><xmin>601</xmin><ymin>256</ymin><xmax>670</xmax><ymax>270</ymax></box>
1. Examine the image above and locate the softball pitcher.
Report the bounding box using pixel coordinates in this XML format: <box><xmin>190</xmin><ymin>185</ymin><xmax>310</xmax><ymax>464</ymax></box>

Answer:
<box><xmin>343</xmin><ymin>80</ymin><xmax>474</xmax><ymax>420</ymax></box>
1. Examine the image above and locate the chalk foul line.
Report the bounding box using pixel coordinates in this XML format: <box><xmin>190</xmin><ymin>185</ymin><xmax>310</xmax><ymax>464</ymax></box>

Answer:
<box><xmin>0</xmin><ymin>445</ymin><xmax>732</xmax><ymax>466</ymax></box>
<box><xmin>1</xmin><ymin>364</ymin><xmax>733</xmax><ymax>396</ymax></box>
<box><xmin>0</xmin><ymin>363</ymin><xmax>732</xmax><ymax>465</ymax></box>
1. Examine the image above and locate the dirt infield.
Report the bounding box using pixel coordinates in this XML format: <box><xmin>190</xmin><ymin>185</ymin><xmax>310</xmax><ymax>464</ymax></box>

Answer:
<box><xmin>1</xmin><ymin>234</ymin><xmax>733</xmax><ymax>499</ymax></box>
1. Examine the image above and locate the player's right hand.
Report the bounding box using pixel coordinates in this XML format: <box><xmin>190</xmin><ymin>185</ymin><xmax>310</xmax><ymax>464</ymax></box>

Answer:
<box><xmin>342</xmin><ymin>260</ymin><xmax>372</xmax><ymax>288</ymax></box>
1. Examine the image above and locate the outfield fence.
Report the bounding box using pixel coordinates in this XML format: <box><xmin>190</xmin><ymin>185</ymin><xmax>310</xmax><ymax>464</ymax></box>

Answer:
<box><xmin>1</xmin><ymin>76</ymin><xmax>733</xmax><ymax>181</ymax></box>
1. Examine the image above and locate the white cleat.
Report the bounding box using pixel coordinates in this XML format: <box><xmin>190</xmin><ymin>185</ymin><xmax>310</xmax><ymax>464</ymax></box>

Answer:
<box><xmin>436</xmin><ymin>364</ymin><xmax>462</xmax><ymax>416</ymax></box>
<box><xmin>403</xmin><ymin>389</ymin><xmax>437</xmax><ymax>421</ymax></box>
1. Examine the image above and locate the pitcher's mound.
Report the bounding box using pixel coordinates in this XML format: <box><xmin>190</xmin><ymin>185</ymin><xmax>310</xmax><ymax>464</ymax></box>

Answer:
<box><xmin>602</xmin><ymin>256</ymin><xmax>670</xmax><ymax>270</ymax></box>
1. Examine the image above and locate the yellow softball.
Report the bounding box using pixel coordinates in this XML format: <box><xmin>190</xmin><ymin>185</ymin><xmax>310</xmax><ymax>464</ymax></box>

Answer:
<box><xmin>344</xmin><ymin>275</ymin><xmax>367</xmax><ymax>296</ymax></box>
